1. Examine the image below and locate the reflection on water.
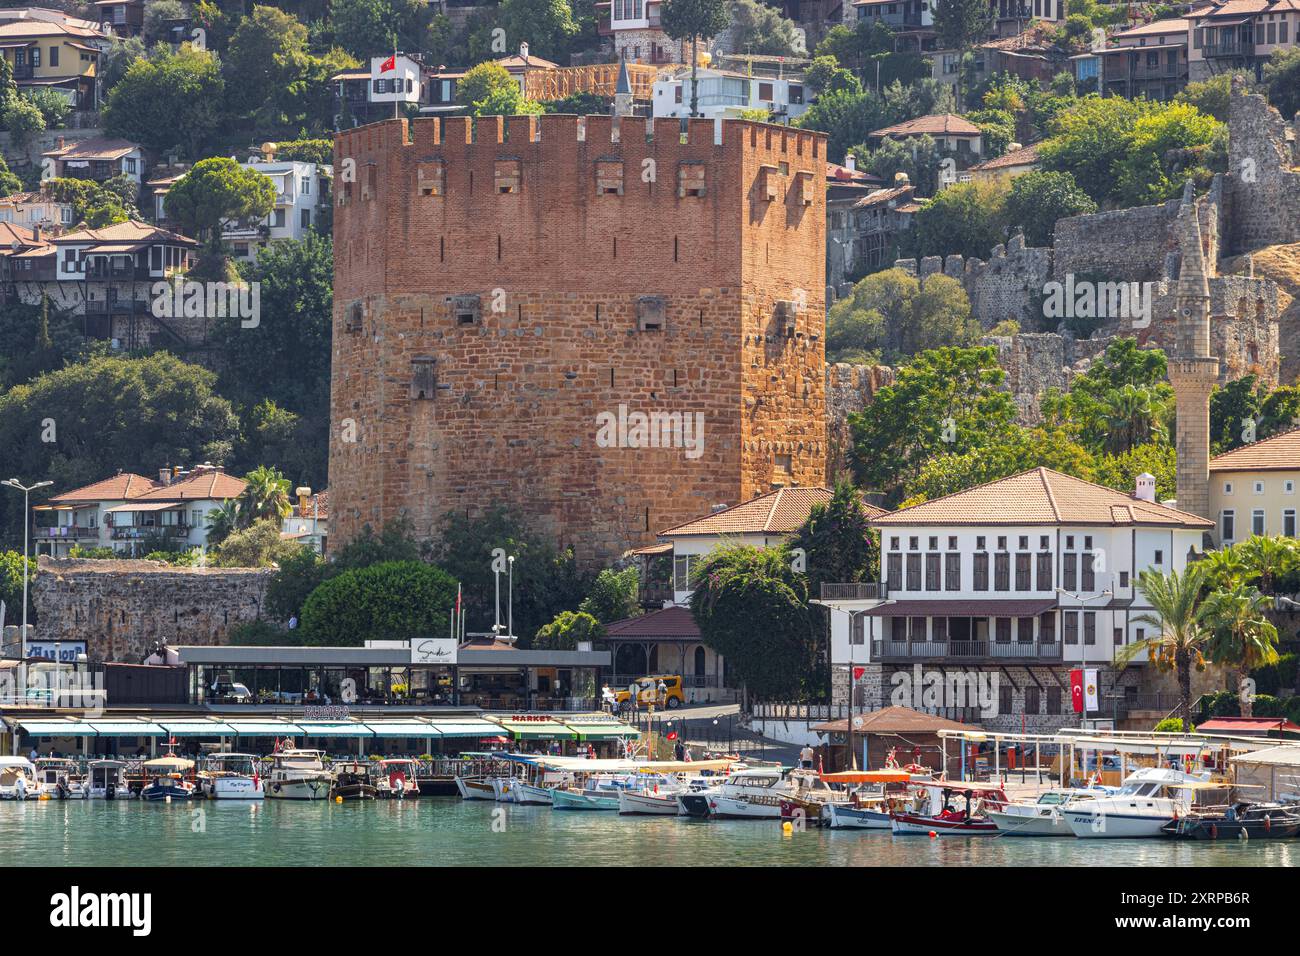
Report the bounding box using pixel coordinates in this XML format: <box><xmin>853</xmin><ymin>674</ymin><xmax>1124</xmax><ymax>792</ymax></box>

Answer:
<box><xmin>1</xmin><ymin>799</ymin><xmax>1292</xmax><ymax>867</ymax></box>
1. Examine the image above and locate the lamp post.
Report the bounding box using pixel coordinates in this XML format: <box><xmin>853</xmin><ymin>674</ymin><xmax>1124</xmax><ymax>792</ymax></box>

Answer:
<box><xmin>2</xmin><ymin>478</ymin><xmax>52</xmax><ymax>698</ymax></box>
<box><xmin>507</xmin><ymin>555</ymin><xmax>514</xmax><ymax>642</ymax></box>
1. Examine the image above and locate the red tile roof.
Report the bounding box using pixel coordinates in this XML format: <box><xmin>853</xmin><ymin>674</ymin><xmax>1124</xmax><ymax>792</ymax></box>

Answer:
<box><xmin>132</xmin><ymin>470</ymin><xmax>247</xmax><ymax>502</ymax></box>
<box><xmin>871</xmin><ymin>467</ymin><xmax>1214</xmax><ymax>528</ymax></box>
<box><xmin>969</xmin><ymin>142</ymin><xmax>1041</xmax><ymax>172</ymax></box>
<box><xmin>604</xmin><ymin>605</ymin><xmax>701</xmax><ymax>641</ymax></box>
<box><xmin>1208</xmin><ymin>427</ymin><xmax>1300</xmax><ymax>472</ymax></box>
<box><xmin>813</xmin><ymin>705</ymin><xmax>981</xmax><ymax>734</ymax></box>
<box><xmin>658</xmin><ymin>487</ymin><xmax>888</xmax><ymax>537</ymax></box>
<box><xmin>871</xmin><ymin>113</ymin><xmax>982</xmax><ymax>139</ymax></box>
<box><xmin>47</xmin><ymin>472</ymin><xmax>158</xmax><ymax>503</ymax></box>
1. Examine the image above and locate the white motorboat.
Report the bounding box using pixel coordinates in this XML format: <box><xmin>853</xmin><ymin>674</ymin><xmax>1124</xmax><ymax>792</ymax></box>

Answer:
<box><xmin>0</xmin><ymin>756</ymin><xmax>40</xmax><ymax>800</ymax></box>
<box><xmin>1063</xmin><ymin>767</ymin><xmax>1221</xmax><ymax>839</ymax></box>
<box><xmin>988</xmin><ymin>788</ymin><xmax>1109</xmax><ymax>836</ymax></box>
<box><xmin>827</xmin><ymin>801</ymin><xmax>892</xmax><ymax>829</ymax></box>
<box><xmin>199</xmin><ymin>753</ymin><xmax>264</xmax><ymax>800</ymax></box>
<box><xmin>265</xmin><ymin>749</ymin><xmax>332</xmax><ymax>801</ymax></box>
<box><xmin>551</xmin><ymin>786</ymin><xmax>622</xmax><ymax>810</ymax></box>
<box><xmin>678</xmin><ymin>767</ymin><xmax>794</xmax><ymax>819</ymax></box>
<box><xmin>511</xmin><ymin>781</ymin><xmax>556</xmax><ymax>805</ymax></box>
<box><xmin>86</xmin><ymin>760</ymin><xmax>134</xmax><ymax>799</ymax></box>
<box><xmin>618</xmin><ymin>788</ymin><xmax>682</xmax><ymax>815</ymax></box>
<box><xmin>490</xmin><ymin>775</ymin><xmax>518</xmax><ymax>803</ymax></box>
<box><xmin>34</xmin><ymin>758</ymin><xmax>87</xmax><ymax>799</ymax></box>
<box><xmin>374</xmin><ymin>759</ymin><xmax>421</xmax><ymax>799</ymax></box>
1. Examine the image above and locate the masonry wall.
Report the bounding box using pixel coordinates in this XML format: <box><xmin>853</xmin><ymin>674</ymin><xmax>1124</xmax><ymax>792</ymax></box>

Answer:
<box><xmin>1225</xmin><ymin>86</ymin><xmax>1300</xmax><ymax>255</ymax></box>
<box><xmin>330</xmin><ymin>115</ymin><xmax>827</xmax><ymax>563</ymax></box>
<box><xmin>825</xmin><ymin>362</ymin><xmax>894</xmax><ymax>479</ymax></box>
<box><xmin>31</xmin><ymin>557</ymin><xmax>273</xmax><ymax>662</ymax></box>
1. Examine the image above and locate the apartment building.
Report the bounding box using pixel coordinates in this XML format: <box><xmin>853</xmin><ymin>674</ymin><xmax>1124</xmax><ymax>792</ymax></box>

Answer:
<box><xmin>1209</xmin><ymin>428</ymin><xmax>1300</xmax><ymax>545</ymax></box>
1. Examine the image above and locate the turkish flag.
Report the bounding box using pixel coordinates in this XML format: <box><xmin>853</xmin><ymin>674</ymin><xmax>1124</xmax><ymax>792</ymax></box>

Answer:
<box><xmin>852</xmin><ymin>666</ymin><xmax>866</xmax><ymax>681</ymax></box>
<box><xmin>666</xmin><ymin>731</ymin><xmax>677</xmax><ymax>740</ymax></box>
<box><xmin>379</xmin><ymin>55</ymin><xmax>396</xmax><ymax>73</ymax></box>
<box><xmin>1069</xmin><ymin>669</ymin><xmax>1085</xmax><ymax>713</ymax></box>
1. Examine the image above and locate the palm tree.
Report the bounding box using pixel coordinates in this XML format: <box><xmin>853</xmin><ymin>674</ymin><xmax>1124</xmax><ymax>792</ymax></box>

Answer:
<box><xmin>1101</xmin><ymin>384</ymin><xmax>1160</xmax><ymax>454</ymax></box>
<box><xmin>1235</xmin><ymin>534</ymin><xmax>1299</xmax><ymax>595</ymax></box>
<box><xmin>1200</xmin><ymin>544</ymin><xmax>1249</xmax><ymax>590</ymax></box>
<box><xmin>205</xmin><ymin>499</ymin><xmax>241</xmax><ymax>545</ymax></box>
<box><xmin>1200</xmin><ymin>582</ymin><xmax>1279</xmax><ymax>717</ymax></box>
<box><xmin>1116</xmin><ymin>564</ymin><xmax>1211</xmax><ymax>731</ymax></box>
<box><xmin>240</xmin><ymin>465</ymin><xmax>292</xmax><ymax>524</ymax></box>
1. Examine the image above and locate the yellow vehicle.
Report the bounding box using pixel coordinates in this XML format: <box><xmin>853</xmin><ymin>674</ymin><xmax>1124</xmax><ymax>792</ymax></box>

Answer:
<box><xmin>614</xmin><ymin>676</ymin><xmax>685</xmax><ymax>709</ymax></box>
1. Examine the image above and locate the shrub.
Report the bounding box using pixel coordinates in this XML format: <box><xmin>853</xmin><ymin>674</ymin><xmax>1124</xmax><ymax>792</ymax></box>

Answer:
<box><xmin>1154</xmin><ymin>717</ymin><xmax>1196</xmax><ymax>732</ymax></box>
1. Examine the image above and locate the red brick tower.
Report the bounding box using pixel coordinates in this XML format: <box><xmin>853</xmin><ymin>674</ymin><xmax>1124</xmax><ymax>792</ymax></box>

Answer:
<box><xmin>330</xmin><ymin>114</ymin><xmax>827</xmax><ymax>563</ymax></box>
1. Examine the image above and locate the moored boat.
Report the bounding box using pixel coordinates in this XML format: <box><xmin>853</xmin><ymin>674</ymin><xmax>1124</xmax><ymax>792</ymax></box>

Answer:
<box><xmin>266</xmin><ymin>749</ymin><xmax>332</xmax><ymax>801</ymax></box>
<box><xmin>34</xmin><ymin>758</ymin><xmax>86</xmax><ymax>799</ymax></box>
<box><xmin>0</xmin><ymin>756</ymin><xmax>40</xmax><ymax>800</ymax></box>
<box><xmin>374</xmin><ymin>759</ymin><xmax>421</xmax><ymax>799</ymax></box>
<box><xmin>330</xmin><ymin>762</ymin><xmax>378</xmax><ymax>800</ymax></box>
<box><xmin>618</xmin><ymin>788</ymin><xmax>682</xmax><ymax>815</ymax></box>
<box><xmin>1163</xmin><ymin>802</ymin><xmax>1300</xmax><ymax>840</ymax></box>
<box><xmin>551</xmin><ymin>786</ymin><xmax>622</xmax><ymax>811</ymax></box>
<box><xmin>199</xmin><ymin>753</ymin><xmax>263</xmax><ymax>800</ymax></box>
<box><xmin>987</xmin><ymin>788</ymin><xmax>1109</xmax><ymax>837</ymax></box>
<box><xmin>455</xmin><ymin>776</ymin><xmax>497</xmax><ymax>800</ymax></box>
<box><xmin>86</xmin><ymin>760</ymin><xmax>134</xmax><ymax>800</ymax></box>
<box><xmin>1063</xmin><ymin>768</ymin><xmax>1221</xmax><ymax>839</ymax></box>
<box><xmin>140</xmin><ymin>757</ymin><xmax>197</xmax><ymax>802</ymax></box>
<box><xmin>890</xmin><ymin>780</ymin><xmax>1008</xmax><ymax>835</ymax></box>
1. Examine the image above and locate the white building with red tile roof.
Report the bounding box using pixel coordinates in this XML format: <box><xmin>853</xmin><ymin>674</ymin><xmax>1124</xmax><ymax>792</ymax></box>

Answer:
<box><xmin>34</xmin><ymin>464</ymin><xmax>247</xmax><ymax>558</ymax></box>
<box><xmin>820</xmin><ymin>467</ymin><xmax>1214</xmax><ymax>729</ymax></box>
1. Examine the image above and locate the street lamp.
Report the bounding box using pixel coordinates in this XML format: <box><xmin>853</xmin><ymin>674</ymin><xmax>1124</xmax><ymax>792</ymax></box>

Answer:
<box><xmin>2</xmin><ymin>479</ymin><xmax>53</xmax><ymax>695</ymax></box>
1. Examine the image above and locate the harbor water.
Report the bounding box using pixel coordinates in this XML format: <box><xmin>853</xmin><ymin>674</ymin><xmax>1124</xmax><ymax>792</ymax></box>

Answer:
<box><xmin>3</xmin><ymin>799</ymin><xmax>1295</xmax><ymax>866</ymax></box>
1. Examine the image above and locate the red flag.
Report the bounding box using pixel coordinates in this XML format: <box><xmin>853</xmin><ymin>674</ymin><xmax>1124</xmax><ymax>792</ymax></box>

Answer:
<box><xmin>455</xmin><ymin>584</ymin><xmax>461</xmax><ymax>614</ymax></box>
<box><xmin>666</xmin><ymin>731</ymin><xmax>677</xmax><ymax>741</ymax></box>
<box><xmin>852</xmin><ymin>666</ymin><xmax>866</xmax><ymax>681</ymax></box>
<box><xmin>379</xmin><ymin>55</ymin><xmax>396</xmax><ymax>73</ymax></box>
<box><xmin>1069</xmin><ymin>669</ymin><xmax>1085</xmax><ymax>713</ymax></box>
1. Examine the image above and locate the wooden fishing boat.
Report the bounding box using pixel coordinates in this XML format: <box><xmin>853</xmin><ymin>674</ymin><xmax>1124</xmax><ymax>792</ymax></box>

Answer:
<box><xmin>454</xmin><ymin>776</ymin><xmax>497</xmax><ymax>800</ymax></box>
<box><xmin>890</xmin><ymin>780</ymin><xmax>1008</xmax><ymax>835</ymax></box>
<box><xmin>1163</xmin><ymin>803</ymin><xmax>1300</xmax><ymax>840</ymax></box>
<box><xmin>330</xmin><ymin>762</ymin><xmax>378</xmax><ymax>801</ymax></box>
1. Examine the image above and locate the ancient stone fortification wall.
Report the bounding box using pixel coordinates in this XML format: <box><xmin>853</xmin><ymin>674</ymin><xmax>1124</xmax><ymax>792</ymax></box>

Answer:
<box><xmin>1225</xmin><ymin>86</ymin><xmax>1300</xmax><ymax>255</ymax></box>
<box><xmin>825</xmin><ymin>362</ymin><xmax>894</xmax><ymax>479</ymax></box>
<box><xmin>32</xmin><ymin>558</ymin><xmax>273</xmax><ymax>662</ymax></box>
<box><xmin>1052</xmin><ymin>199</ymin><xmax>1184</xmax><ymax>282</ymax></box>
<box><xmin>331</xmin><ymin>115</ymin><xmax>828</xmax><ymax>564</ymax></box>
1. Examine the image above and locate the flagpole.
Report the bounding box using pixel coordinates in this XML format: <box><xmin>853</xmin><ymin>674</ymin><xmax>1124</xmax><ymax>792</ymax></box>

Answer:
<box><xmin>393</xmin><ymin>38</ymin><xmax>399</xmax><ymax>121</ymax></box>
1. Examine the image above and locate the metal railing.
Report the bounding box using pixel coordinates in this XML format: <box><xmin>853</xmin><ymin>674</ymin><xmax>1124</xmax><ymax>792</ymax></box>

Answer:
<box><xmin>871</xmin><ymin>639</ymin><xmax>1063</xmax><ymax>661</ymax></box>
<box><xmin>750</xmin><ymin>702</ymin><xmax>849</xmax><ymax>722</ymax></box>
<box><xmin>820</xmin><ymin>582</ymin><xmax>887</xmax><ymax>601</ymax></box>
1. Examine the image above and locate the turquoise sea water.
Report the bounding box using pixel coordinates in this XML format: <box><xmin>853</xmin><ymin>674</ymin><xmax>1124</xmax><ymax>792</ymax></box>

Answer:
<box><xmin>2</xmin><ymin>798</ymin><xmax>1296</xmax><ymax>866</ymax></box>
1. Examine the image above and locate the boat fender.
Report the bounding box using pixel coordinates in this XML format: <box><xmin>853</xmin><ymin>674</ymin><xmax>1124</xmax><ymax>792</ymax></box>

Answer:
<box><xmin>1264</xmin><ymin>815</ymin><xmax>1271</xmax><ymax>833</ymax></box>
<box><xmin>1209</xmin><ymin>823</ymin><xmax>1217</xmax><ymax>840</ymax></box>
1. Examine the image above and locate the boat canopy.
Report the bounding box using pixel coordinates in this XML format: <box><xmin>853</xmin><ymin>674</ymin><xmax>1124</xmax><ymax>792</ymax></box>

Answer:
<box><xmin>821</xmin><ymin>770</ymin><xmax>913</xmax><ymax>784</ymax></box>
<box><xmin>143</xmin><ymin>757</ymin><xmax>195</xmax><ymax>769</ymax></box>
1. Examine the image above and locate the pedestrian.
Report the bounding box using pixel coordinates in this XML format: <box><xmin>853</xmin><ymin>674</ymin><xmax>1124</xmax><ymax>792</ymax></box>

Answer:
<box><xmin>799</xmin><ymin>744</ymin><xmax>814</xmax><ymax>770</ymax></box>
<box><xmin>674</xmin><ymin>738</ymin><xmax>685</xmax><ymax>762</ymax></box>
<box><xmin>28</xmin><ymin>745</ymin><xmax>38</xmax><ymax>763</ymax></box>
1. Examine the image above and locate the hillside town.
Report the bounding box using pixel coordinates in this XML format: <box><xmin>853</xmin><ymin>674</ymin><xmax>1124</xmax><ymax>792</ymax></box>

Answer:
<box><xmin>0</xmin><ymin>0</ymin><xmax>1299</xmax><ymax>873</ymax></box>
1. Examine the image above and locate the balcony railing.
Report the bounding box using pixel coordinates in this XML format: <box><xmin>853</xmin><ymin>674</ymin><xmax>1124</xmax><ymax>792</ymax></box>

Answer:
<box><xmin>110</xmin><ymin>525</ymin><xmax>191</xmax><ymax>540</ymax></box>
<box><xmin>820</xmin><ymin>582</ymin><xmax>888</xmax><ymax>601</ymax></box>
<box><xmin>40</xmin><ymin>526</ymin><xmax>99</xmax><ymax>540</ymax></box>
<box><xmin>1203</xmin><ymin>41</ymin><xmax>1255</xmax><ymax>58</ymax></box>
<box><xmin>871</xmin><ymin>639</ymin><xmax>1063</xmax><ymax>662</ymax></box>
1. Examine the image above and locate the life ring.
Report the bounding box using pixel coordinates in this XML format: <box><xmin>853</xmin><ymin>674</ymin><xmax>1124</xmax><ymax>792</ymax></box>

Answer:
<box><xmin>390</xmin><ymin>771</ymin><xmax>406</xmax><ymax>794</ymax></box>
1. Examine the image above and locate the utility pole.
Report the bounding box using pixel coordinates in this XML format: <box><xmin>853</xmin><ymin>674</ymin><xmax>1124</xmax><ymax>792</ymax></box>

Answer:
<box><xmin>2</xmin><ymin>478</ymin><xmax>53</xmax><ymax>700</ymax></box>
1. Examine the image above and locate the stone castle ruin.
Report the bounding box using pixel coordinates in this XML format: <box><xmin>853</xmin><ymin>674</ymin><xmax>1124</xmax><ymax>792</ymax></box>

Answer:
<box><xmin>869</xmin><ymin>84</ymin><xmax>1300</xmax><ymax>422</ymax></box>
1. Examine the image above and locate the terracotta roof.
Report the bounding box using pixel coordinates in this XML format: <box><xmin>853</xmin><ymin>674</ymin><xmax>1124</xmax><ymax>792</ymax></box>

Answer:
<box><xmin>494</xmin><ymin>52</ymin><xmax>561</xmax><ymax>71</ymax></box>
<box><xmin>0</xmin><ymin>221</ymin><xmax>44</xmax><ymax>249</ymax></box>
<box><xmin>871</xmin><ymin>113</ymin><xmax>982</xmax><ymax>138</ymax></box>
<box><xmin>1197</xmin><ymin>716</ymin><xmax>1300</xmax><ymax>735</ymax></box>
<box><xmin>292</xmin><ymin>490</ymin><xmax>329</xmax><ymax>519</ymax></box>
<box><xmin>1189</xmin><ymin>0</ymin><xmax>1300</xmax><ymax>18</ymax></box>
<box><xmin>853</xmin><ymin>185</ymin><xmax>914</xmax><ymax>209</ymax></box>
<box><xmin>0</xmin><ymin>20</ymin><xmax>106</xmax><ymax>41</ymax></box>
<box><xmin>658</xmin><ymin>487</ymin><xmax>888</xmax><ymax>537</ymax></box>
<box><xmin>604</xmin><ymin>605</ymin><xmax>701</xmax><ymax>641</ymax></box>
<box><xmin>969</xmin><ymin>142</ymin><xmax>1040</xmax><ymax>172</ymax></box>
<box><xmin>871</xmin><ymin>467</ymin><xmax>1214</xmax><ymax>528</ymax></box>
<box><xmin>826</xmin><ymin>161</ymin><xmax>879</xmax><ymax>183</ymax></box>
<box><xmin>42</xmin><ymin>137</ymin><xmax>139</xmax><ymax>162</ymax></box>
<box><xmin>813</xmin><ymin>705</ymin><xmax>981</xmax><ymax>734</ymax></box>
<box><xmin>47</xmin><ymin>472</ymin><xmax>159</xmax><ymax>503</ymax></box>
<box><xmin>1111</xmin><ymin>17</ymin><xmax>1192</xmax><ymax>37</ymax></box>
<box><xmin>132</xmin><ymin>470</ymin><xmax>247</xmax><ymax>503</ymax></box>
<box><xmin>1209</xmin><ymin>427</ymin><xmax>1300</xmax><ymax>473</ymax></box>
<box><xmin>52</xmin><ymin>220</ymin><xmax>196</xmax><ymax>247</ymax></box>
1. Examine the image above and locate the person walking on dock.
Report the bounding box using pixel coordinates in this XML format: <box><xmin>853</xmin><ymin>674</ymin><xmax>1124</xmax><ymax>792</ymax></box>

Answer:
<box><xmin>799</xmin><ymin>745</ymin><xmax>814</xmax><ymax>770</ymax></box>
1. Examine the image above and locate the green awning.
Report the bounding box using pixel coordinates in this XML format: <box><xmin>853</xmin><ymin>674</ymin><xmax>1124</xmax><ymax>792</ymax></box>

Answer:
<box><xmin>430</xmin><ymin>720</ymin><xmax>508</xmax><ymax>738</ymax></box>
<box><xmin>566</xmin><ymin>722</ymin><xmax>640</xmax><ymax>741</ymax></box>
<box><xmin>295</xmin><ymin>721</ymin><xmax>374</xmax><ymax>738</ymax></box>
<box><xmin>87</xmin><ymin>721</ymin><xmax>167</xmax><ymax>737</ymax></box>
<box><xmin>158</xmin><ymin>721</ymin><xmax>236</xmax><ymax>736</ymax></box>
<box><xmin>365</xmin><ymin>721</ymin><xmax>439</xmax><ymax>737</ymax></box>
<box><xmin>498</xmin><ymin>720</ymin><xmax>577</xmax><ymax>740</ymax></box>
<box><xmin>17</xmin><ymin>720</ymin><xmax>96</xmax><ymax>736</ymax></box>
<box><xmin>225</xmin><ymin>721</ymin><xmax>304</xmax><ymax>736</ymax></box>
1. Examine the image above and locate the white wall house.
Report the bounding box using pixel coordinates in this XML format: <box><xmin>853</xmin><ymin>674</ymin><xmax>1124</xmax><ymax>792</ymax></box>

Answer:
<box><xmin>820</xmin><ymin>468</ymin><xmax>1214</xmax><ymax>730</ymax></box>
<box><xmin>652</xmin><ymin>67</ymin><xmax>809</xmax><ymax>121</ymax></box>
<box><xmin>35</xmin><ymin>465</ymin><xmax>248</xmax><ymax>557</ymax></box>
<box><xmin>222</xmin><ymin>158</ymin><xmax>329</xmax><ymax>261</ymax></box>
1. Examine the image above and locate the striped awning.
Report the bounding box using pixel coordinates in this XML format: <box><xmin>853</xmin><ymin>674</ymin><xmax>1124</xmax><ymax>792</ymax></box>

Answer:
<box><xmin>86</xmin><ymin>721</ymin><xmax>167</xmax><ymax>737</ymax></box>
<box><xmin>295</xmin><ymin>721</ymin><xmax>373</xmax><ymax>738</ymax></box>
<box><xmin>365</xmin><ymin>721</ymin><xmax>439</xmax><ymax>737</ymax></box>
<box><xmin>429</xmin><ymin>719</ymin><xmax>507</xmax><ymax>738</ymax></box>
<box><xmin>17</xmin><ymin>720</ymin><xmax>96</xmax><ymax>736</ymax></box>
<box><xmin>158</xmin><ymin>721</ymin><xmax>236</xmax><ymax>736</ymax></box>
<box><xmin>224</xmin><ymin>721</ymin><xmax>304</xmax><ymax>736</ymax></box>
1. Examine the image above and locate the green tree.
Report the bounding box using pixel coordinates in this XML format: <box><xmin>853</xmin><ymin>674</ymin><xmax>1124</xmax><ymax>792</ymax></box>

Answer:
<box><xmin>210</xmin><ymin>517</ymin><xmax>304</xmax><ymax>567</ymax></box>
<box><xmin>330</xmin><ymin>0</ymin><xmax>433</xmax><ymax>60</ymax></box>
<box><xmin>265</xmin><ymin>547</ymin><xmax>328</xmax><ymax>622</ymax></box>
<box><xmin>1117</xmin><ymin>564</ymin><xmax>1212</xmax><ymax>730</ymax></box>
<box><xmin>223</xmin><ymin>5</ymin><xmax>309</xmax><ymax>114</ymax></box>
<box><xmin>1174</xmin><ymin>73</ymin><xmax>1240</xmax><ymax>123</ymax></box>
<box><xmin>0</xmin><ymin>353</ymin><xmax>239</xmax><ymax>547</ymax></box>
<box><xmin>827</xmin><ymin>268</ymin><xmax>978</xmax><ymax>365</ymax></box>
<box><xmin>102</xmin><ymin>44</ymin><xmax>225</xmax><ymax>159</ymax></box>
<box><xmin>904</xmin><ymin>427</ymin><xmax>1096</xmax><ymax>504</ymax></box>
<box><xmin>848</xmin><ymin>346</ymin><xmax>1018</xmax><ymax>503</ymax></box>
<box><xmin>1041</xmin><ymin>338</ymin><xmax>1173</xmax><ymax>455</ymax></box>
<box><xmin>1114</xmin><ymin>102</ymin><xmax>1223</xmax><ymax>206</ymax></box>
<box><xmin>788</xmin><ymin>480</ymin><xmax>879</xmax><ymax>591</ymax></box>
<box><xmin>851</xmin><ymin>133</ymin><xmax>943</xmax><ymax>195</ymax></box>
<box><xmin>457</xmin><ymin>61</ymin><xmax>543</xmax><ymax>116</ymax></box>
<box><xmin>1003</xmin><ymin>170</ymin><xmax>1097</xmax><ymax>247</ymax></box>
<box><xmin>22</xmin><ymin>89</ymin><xmax>71</xmax><ymax>130</ymax></box>
<box><xmin>534</xmin><ymin>610</ymin><xmax>604</xmax><ymax>649</ymax></box>
<box><xmin>1209</xmin><ymin>374</ymin><xmax>1300</xmax><ymax>455</ymax></box>
<box><xmin>1200</xmin><ymin>583</ymin><xmax>1279</xmax><ymax>718</ymax></box>
<box><xmin>299</xmin><ymin>560</ymin><xmax>458</xmax><ymax>646</ymax></box>
<box><xmin>494</xmin><ymin>0</ymin><xmax>581</xmax><ymax>62</ymax></box>
<box><xmin>661</xmin><ymin>0</ymin><xmax>730</xmax><ymax>118</ymax></box>
<box><xmin>165</xmin><ymin>157</ymin><xmax>278</xmax><ymax>253</ymax></box>
<box><xmin>805</xmin><ymin>55</ymin><xmax>862</xmax><ymax>95</ymax></box>
<box><xmin>0</xmin><ymin>550</ymin><xmax>36</xmax><ymax>625</ymax></box>
<box><xmin>728</xmin><ymin>0</ymin><xmax>801</xmax><ymax>56</ymax></box>
<box><xmin>205</xmin><ymin>499</ymin><xmax>242</xmax><ymax>546</ymax></box>
<box><xmin>1092</xmin><ymin>442</ymin><xmax>1177</xmax><ymax>501</ymax></box>
<box><xmin>0</xmin><ymin>96</ymin><xmax>45</xmax><ymax>146</ymax></box>
<box><xmin>578</xmin><ymin>567</ymin><xmax>641</xmax><ymax>623</ymax></box>
<box><xmin>1263</xmin><ymin>48</ymin><xmax>1300</xmax><ymax>121</ymax></box>
<box><xmin>907</xmin><ymin>179</ymin><xmax>1010</xmax><ymax>260</ymax></box>
<box><xmin>240</xmin><ymin>465</ymin><xmax>292</xmax><ymax>524</ymax></box>
<box><xmin>1235</xmin><ymin>534</ymin><xmax>1300</xmax><ymax>595</ymax></box>
<box><xmin>795</xmin><ymin>87</ymin><xmax>889</xmax><ymax>163</ymax></box>
<box><xmin>964</xmin><ymin>107</ymin><xmax>1014</xmax><ymax>158</ymax></box>
<box><xmin>688</xmin><ymin>545</ymin><xmax>814</xmax><ymax>699</ymax></box>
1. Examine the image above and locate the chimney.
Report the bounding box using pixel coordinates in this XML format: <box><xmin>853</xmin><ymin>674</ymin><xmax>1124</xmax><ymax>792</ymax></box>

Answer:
<box><xmin>1134</xmin><ymin>472</ymin><xmax>1157</xmax><ymax>503</ymax></box>
<box><xmin>57</xmin><ymin>136</ymin><xmax>65</xmax><ymax>151</ymax></box>
<box><xmin>519</xmin><ymin>41</ymin><xmax>529</xmax><ymax>61</ymax></box>
<box><xmin>31</xmin><ymin>224</ymin><xmax>40</xmax><ymax>243</ymax></box>
<box><xmin>844</xmin><ymin>154</ymin><xmax>856</xmax><ymax>173</ymax></box>
<box><xmin>158</xmin><ymin>467</ymin><xmax>171</xmax><ymax>486</ymax></box>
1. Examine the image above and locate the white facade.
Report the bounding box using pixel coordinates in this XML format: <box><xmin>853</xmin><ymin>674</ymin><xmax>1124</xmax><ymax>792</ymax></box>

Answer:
<box><xmin>224</xmin><ymin>159</ymin><xmax>328</xmax><ymax>261</ymax></box>
<box><xmin>367</xmin><ymin>54</ymin><xmax>422</xmax><ymax>105</ymax></box>
<box><xmin>652</xmin><ymin>69</ymin><xmax>809</xmax><ymax>121</ymax></box>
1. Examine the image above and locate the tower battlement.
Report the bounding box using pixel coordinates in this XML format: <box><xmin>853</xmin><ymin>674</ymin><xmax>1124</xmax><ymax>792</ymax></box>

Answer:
<box><xmin>329</xmin><ymin>116</ymin><xmax>828</xmax><ymax>563</ymax></box>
